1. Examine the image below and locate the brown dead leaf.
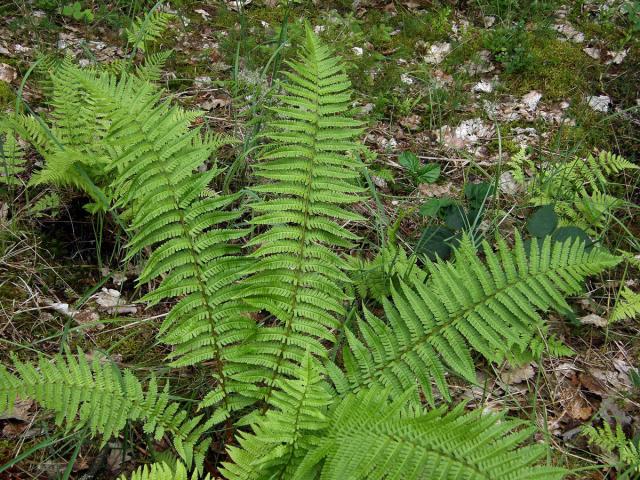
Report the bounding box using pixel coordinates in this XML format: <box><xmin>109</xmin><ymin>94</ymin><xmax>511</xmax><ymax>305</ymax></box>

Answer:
<box><xmin>565</xmin><ymin>392</ymin><xmax>594</xmax><ymax>420</ymax></box>
<box><xmin>0</xmin><ymin>63</ymin><xmax>17</xmax><ymax>83</ymax></box>
<box><xmin>2</xmin><ymin>422</ymin><xmax>29</xmax><ymax>438</ymax></box>
<box><xmin>501</xmin><ymin>363</ymin><xmax>535</xmax><ymax>384</ymax></box>
<box><xmin>580</xmin><ymin>313</ymin><xmax>608</xmax><ymax>327</ymax></box>
<box><xmin>418</xmin><ymin>182</ymin><xmax>455</xmax><ymax>197</ymax></box>
<box><xmin>0</xmin><ymin>398</ymin><xmax>33</xmax><ymax>422</ymax></box>
<box><xmin>399</xmin><ymin>114</ymin><xmax>421</xmax><ymax>131</ymax></box>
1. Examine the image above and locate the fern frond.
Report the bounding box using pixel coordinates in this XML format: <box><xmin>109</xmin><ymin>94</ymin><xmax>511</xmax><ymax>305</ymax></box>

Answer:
<box><xmin>293</xmin><ymin>387</ymin><xmax>566</xmax><ymax>480</ymax></box>
<box><xmin>239</xmin><ymin>26</ymin><xmax>366</xmax><ymax>405</ymax></box>
<box><xmin>136</xmin><ymin>50</ymin><xmax>173</xmax><ymax>83</ymax></box>
<box><xmin>73</xmin><ymin>70</ymin><xmax>259</xmax><ymax>423</ymax></box>
<box><xmin>0</xmin><ymin>351</ymin><xmax>211</xmax><ymax>468</ymax></box>
<box><xmin>330</xmin><ymin>234</ymin><xmax>620</xmax><ymax>403</ymax></box>
<box><xmin>0</xmin><ymin>127</ymin><xmax>25</xmax><ymax>185</ymax></box>
<box><xmin>221</xmin><ymin>354</ymin><xmax>333</xmax><ymax>480</ymax></box>
<box><xmin>127</xmin><ymin>11</ymin><xmax>174</xmax><ymax>52</ymax></box>
<box><xmin>584</xmin><ymin>422</ymin><xmax>640</xmax><ymax>475</ymax></box>
<box><xmin>121</xmin><ymin>462</ymin><xmax>209</xmax><ymax>480</ymax></box>
<box><xmin>611</xmin><ymin>287</ymin><xmax>640</xmax><ymax>322</ymax></box>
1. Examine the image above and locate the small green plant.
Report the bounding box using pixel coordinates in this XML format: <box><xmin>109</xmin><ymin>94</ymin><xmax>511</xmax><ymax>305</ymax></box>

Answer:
<box><xmin>611</xmin><ymin>287</ymin><xmax>640</xmax><ymax>322</ymax></box>
<box><xmin>417</xmin><ymin>181</ymin><xmax>494</xmax><ymax>259</ymax></box>
<box><xmin>584</xmin><ymin>422</ymin><xmax>640</xmax><ymax>479</ymax></box>
<box><xmin>483</xmin><ymin>22</ymin><xmax>534</xmax><ymax>74</ymax></box>
<box><xmin>61</xmin><ymin>1</ymin><xmax>94</xmax><ymax>22</ymax></box>
<box><xmin>126</xmin><ymin>11</ymin><xmax>175</xmax><ymax>52</ymax></box>
<box><xmin>398</xmin><ymin>151</ymin><xmax>440</xmax><ymax>185</ymax></box>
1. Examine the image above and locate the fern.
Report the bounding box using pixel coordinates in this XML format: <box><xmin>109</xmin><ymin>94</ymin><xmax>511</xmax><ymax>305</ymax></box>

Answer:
<box><xmin>69</xmin><ymin>68</ymin><xmax>260</xmax><ymax>423</ymax></box>
<box><xmin>0</xmin><ymin>351</ymin><xmax>211</xmax><ymax>468</ymax></box>
<box><xmin>122</xmin><ymin>462</ymin><xmax>209</xmax><ymax>480</ymax></box>
<box><xmin>294</xmin><ymin>387</ymin><xmax>566</xmax><ymax>480</ymax></box>
<box><xmin>237</xmin><ymin>26</ymin><xmax>366</xmax><ymax>404</ymax></box>
<box><xmin>127</xmin><ymin>11</ymin><xmax>174</xmax><ymax>52</ymax></box>
<box><xmin>224</xmin><ymin>381</ymin><xmax>566</xmax><ymax>480</ymax></box>
<box><xmin>523</xmin><ymin>150</ymin><xmax>637</xmax><ymax>233</ymax></box>
<box><xmin>222</xmin><ymin>354</ymin><xmax>333</xmax><ymax>480</ymax></box>
<box><xmin>611</xmin><ymin>287</ymin><xmax>640</xmax><ymax>322</ymax></box>
<box><xmin>329</xmin><ymin>234</ymin><xmax>620</xmax><ymax>404</ymax></box>
<box><xmin>584</xmin><ymin>422</ymin><xmax>640</xmax><ymax>477</ymax></box>
<box><xmin>0</xmin><ymin>126</ymin><xmax>25</xmax><ymax>186</ymax></box>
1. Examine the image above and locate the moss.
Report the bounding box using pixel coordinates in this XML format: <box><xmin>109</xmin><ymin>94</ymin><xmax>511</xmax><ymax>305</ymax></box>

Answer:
<box><xmin>506</xmin><ymin>36</ymin><xmax>598</xmax><ymax>101</ymax></box>
<box><xmin>0</xmin><ymin>80</ymin><xmax>15</xmax><ymax>110</ymax></box>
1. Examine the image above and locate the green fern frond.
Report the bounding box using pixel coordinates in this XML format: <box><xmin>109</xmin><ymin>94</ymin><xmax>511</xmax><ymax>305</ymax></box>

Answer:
<box><xmin>0</xmin><ymin>351</ymin><xmax>211</xmax><ymax>468</ymax></box>
<box><xmin>506</xmin><ymin>145</ymin><xmax>533</xmax><ymax>185</ymax></box>
<box><xmin>584</xmin><ymin>423</ymin><xmax>640</xmax><ymax>476</ymax></box>
<box><xmin>0</xmin><ymin>127</ymin><xmax>25</xmax><ymax>185</ymax></box>
<box><xmin>73</xmin><ymin>70</ymin><xmax>259</xmax><ymax>423</ymax></box>
<box><xmin>330</xmin><ymin>234</ymin><xmax>620</xmax><ymax>404</ymax></box>
<box><xmin>121</xmin><ymin>462</ymin><xmax>209</xmax><ymax>480</ymax></box>
<box><xmin>127</xmin><ymin>11</ymin><xmax>174</xmax><ymax>52</ymax></box>
<box><xmin>221</xmin><ymin>354</ymin><xmax>333</xmax><ymax>480</ymax></box>
<box><xmin>136</xmin><ymin>50</ymin><xmax>173</xmax><ymax>83</ymax></box>
<box><xmin>611</xmin><ymin>287</ymin><xmax>640</xmax><ymax>322</ymax></box>
<box><xmin>293</xmin><ymin>387</ymin><xmax>566</xmax><ymax>480</ymax></box>
<box><xmin>239</xmin><ymin>25</ymin><xmax>366</xmax><ymax>405</ymax></box>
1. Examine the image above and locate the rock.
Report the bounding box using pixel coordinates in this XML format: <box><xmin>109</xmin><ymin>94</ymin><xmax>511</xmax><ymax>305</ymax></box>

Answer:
<box><xmin>400</xmin><ymin>73</ymin><xmax>414</xmax><ymax>85</ymax></box>
<box><xmin>352</xmin><ymin>46</ymin><xmax>363</xmax><ymax>56</ymax></box>
<box><xmin>587</xmin><ymin>95</ymin><xmax>610</xmax><ymax>112</ymax></box>
<box><xmin>580</xmin><ymin>313</ymin><xmax>608</xmax><ymax>327</ymax></box>
<box><xmin>438</xmin><ymin>118</ymin><xmax>494</xmax><ymax>149</ymax></box>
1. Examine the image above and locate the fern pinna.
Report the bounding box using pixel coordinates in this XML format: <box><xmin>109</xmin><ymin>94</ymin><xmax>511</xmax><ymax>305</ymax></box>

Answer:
<box><xmin>0</xmin><ymin>351</ymin><xmax>210</xmax><ymax>468</ymax></box>
<box><xmin>238</xmin><ymin>27</ymin><xmax>365</xmax><ymax>402</ymax></box>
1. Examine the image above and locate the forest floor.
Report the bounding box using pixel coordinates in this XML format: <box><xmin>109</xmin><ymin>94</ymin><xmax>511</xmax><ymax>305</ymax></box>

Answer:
<box><xmin>0</xmin><ymin>0</ymin><xmax>639</xmax><ymax>478</ymax></box>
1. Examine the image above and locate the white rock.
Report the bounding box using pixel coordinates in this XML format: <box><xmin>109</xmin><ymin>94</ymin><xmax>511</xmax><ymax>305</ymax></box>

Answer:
<box><xmin>424</xmin><ymin>42</ymin><xmax>451</xmax><ymax>65</ymax></box>
<box><xmin>194</xmin><ymin>76</ymin><xmax>211</xmax><ymax>87</ymax></box>
<box><xmin>313</xmin><ymin>25</ymin><xmax>326</xmax><ymax>34</ymax></box>
<box><xmin>522</xmin><ymin>90</ymin><xmax>542</xmax><ymax>111</ymax></box>
<box><xmin>587</xmin><ymin>95</ymin><xmax>610</xmax><ymax>112</ymax></box>
<box><xmin>352</xmin><ymin>47</ymin><xmax>363</xmax><ymax>56</ymax></box>
<box><xmin>472</xmin><ymin>80</ymin><xmax>493</xmax><ymax>93</ymax></box>
<box><xmin>483</xmin><ymin>16</ymin><xmax>496</xmax><ymax>28</ymax></box>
